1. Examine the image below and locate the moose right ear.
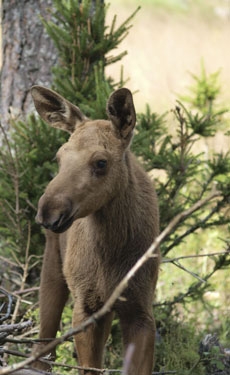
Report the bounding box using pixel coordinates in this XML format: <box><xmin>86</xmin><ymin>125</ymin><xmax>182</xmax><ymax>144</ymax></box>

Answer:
<box><xmin>107</xmin><ymin>88</ymin><xmax>136</xmax><ymax>142</ymax></box>
<box><xmin>31</xmin><ymin>86</ymin><xmax>87</xmax><ymax>133</ymax></box>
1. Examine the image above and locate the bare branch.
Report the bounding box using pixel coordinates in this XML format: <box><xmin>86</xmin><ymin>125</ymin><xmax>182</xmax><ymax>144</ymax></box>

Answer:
<box><xmin>162</xmin><ymin>250</ymin><xmax>230</xmax><ymax>283</ymax></box>
<box><xmin>0</xmin><ymin>321</ymin><xmax>33</xmax><ymax>334</ymax></box>
<box><xmin>0</xmin><ymin>370</ymin><xmax>49</xmax><ymax>375</ymax></box>
<box><xmin>5</xmin><ymin>287</ymin><xmax>39</xmax><ymax>297</ymax></box>
<box><xmin>122</xmin><ymin>344</ymin><xmax>135</xmax><ymax>375</ymax></box>
<box><xmin>164</xmin><ymin>194</ymin><xmax>228</xmax><ymax>255</ymax></box>
<box><xmin>162</xmin><ymin>250</ymin><xmax>230</xmax><ymax>263</ymax></box>
<box><xmin>0</xmin><ymin>289</ymin><xmax>13</xmax><ymax>323</ymax></box>
<box><xmin>154</xmin><ymin>252</ymin><xmax>230</xmax><ymax>308</ymax></box>
<box><xmin>0</xmin><ymin>366</ymin><xmax>177</xmax><ymax>375</ymax></box>
<box><xmin>11</xmin><ymin>223</ymin><xmax>31</xmax><ymax>324</ymax></box>
<box><xmin>169</xmin><ymin>260</ymin><xmax>206</xmax><ymax>283</ymax></box>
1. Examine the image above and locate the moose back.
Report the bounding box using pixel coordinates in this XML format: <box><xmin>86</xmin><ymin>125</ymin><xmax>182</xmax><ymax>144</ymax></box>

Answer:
<box><xmin>31</xmin><ymin>86</ymin><xmax>160</xmax><ymax>375</ymax></box>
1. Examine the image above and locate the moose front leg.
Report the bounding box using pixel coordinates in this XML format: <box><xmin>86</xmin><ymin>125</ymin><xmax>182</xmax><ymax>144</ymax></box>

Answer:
<box><xmin>72</xmin><ymin>303</ymin><xmax>114</xmax><ymax>375</ymax></box>
<box><xmin>32</xmin><ymin>231</ymin><xmax>69</xmax><ymax>370</ymax></box>
<box><xmin>119</xmin><ymin>310</ymin><xmax>156</xmax><ymax>375</ymax></box>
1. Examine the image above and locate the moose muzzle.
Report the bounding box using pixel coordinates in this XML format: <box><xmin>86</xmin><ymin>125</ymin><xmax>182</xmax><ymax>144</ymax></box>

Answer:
<box><xmin>36</xmin><ymin>193</ymin><xmax>74</xmax><ymax>233</ymax></box>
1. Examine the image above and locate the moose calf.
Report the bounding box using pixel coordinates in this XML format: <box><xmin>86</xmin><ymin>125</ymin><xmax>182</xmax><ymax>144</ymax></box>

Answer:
<box><xmin>31</xmin><ymin>86</ymin><xmax>160</xmax><ymax>375</ymax></box>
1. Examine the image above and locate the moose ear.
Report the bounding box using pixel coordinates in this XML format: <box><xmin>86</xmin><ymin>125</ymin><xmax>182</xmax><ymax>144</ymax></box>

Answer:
<box><xmin>107</xmin><ymin>88</ymin><xmax>136</xmax><ymax>141</ymax></box>
<box><xmin>31</xmin><ymin>86</ymin><xmax>87</xmax><ymax>133</ymax></box>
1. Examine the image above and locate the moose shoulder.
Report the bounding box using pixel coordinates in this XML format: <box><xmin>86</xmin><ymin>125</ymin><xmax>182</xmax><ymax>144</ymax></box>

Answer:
<box><xmin>31</xmin><ymin>86</ymin><xmax>160</xmax><ymax>375</ymax></box>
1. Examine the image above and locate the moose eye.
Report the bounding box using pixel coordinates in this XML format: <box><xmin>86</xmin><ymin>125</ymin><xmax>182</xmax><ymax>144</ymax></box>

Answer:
<box><xmin>96</xmin><ymin>160</ymin><xmax>107</xmax><ymax>169</ymax></box>
<box><xmin>93</xmin><ymin>159</ymin><xmax>107</xmax><ymax>176</ymax></box>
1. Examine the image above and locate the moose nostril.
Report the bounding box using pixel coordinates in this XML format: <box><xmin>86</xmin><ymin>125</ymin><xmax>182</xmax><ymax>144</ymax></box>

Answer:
<box><xmin>41</xmin><ymin>214</ymin><xmax>64</xmax><ymax>231</ymax></box>
<box><xmin>52</xmin><ymin>214</ymin><xmax>64</xmax><ymax>229</ymax></box>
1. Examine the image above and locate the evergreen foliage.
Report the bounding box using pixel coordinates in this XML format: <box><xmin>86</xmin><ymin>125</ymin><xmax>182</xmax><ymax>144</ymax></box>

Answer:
<box><xmin>43</xmin><ymin>0</ymin><xmax>139</xmax><ymax>118</ymax></box>
<box><xmin>0</xmin><ymin>117</ymin><xmax>67</xmax><ymax>259</ymax></box>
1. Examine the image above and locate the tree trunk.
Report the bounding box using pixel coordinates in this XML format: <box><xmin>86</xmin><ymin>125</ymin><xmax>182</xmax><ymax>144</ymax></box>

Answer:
<box><xmin>0</xmin><ymin>0</ymin><xmax>58</xmax><ymax>129</ymax></box>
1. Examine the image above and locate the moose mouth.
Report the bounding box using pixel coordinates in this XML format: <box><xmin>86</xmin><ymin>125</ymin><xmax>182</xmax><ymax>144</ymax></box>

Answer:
<box><xmin>50</xmin><ymin>215</ymin><xmax>74</xmax><ymax>234</ymax></box>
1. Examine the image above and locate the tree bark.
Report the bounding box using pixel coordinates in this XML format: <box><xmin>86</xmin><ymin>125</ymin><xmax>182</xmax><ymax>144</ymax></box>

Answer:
<box><xmin>1</xmin><ymin>0</ymin><xmax>58</xmax><ymax>129</ymax></box>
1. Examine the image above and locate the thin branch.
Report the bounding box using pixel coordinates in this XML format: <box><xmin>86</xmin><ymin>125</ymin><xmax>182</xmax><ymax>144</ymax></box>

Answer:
<box><xmin>9</xmin><ymin>287</ymin><xmax>39</xmax><ymax>297</ymax></box>
<box><xmin>25</xmin><ymin>199</ymin><xmax>37</xmax><ymax>212</ymax></box>
<box><xmin>0</xmin><ymin>321</ymin><xmax>33</xmax><ymax>334</ymax></box>
<box><xmin>0</xmin><ymin>200</ymin><xmax>17</xmax><ymax>228</ymax></box>
<box><xmin>170</xmin><ymin>260</ymin><xmax>205</xmax><ymax>283</ymax></box>
<box><xmin>164</xmin><ymin>194</ymin><xmax>228</xmax><ymax>255</ymax></box>
<box><xmin>162</xmin><ymin>250</ymin><xmax>230</xmax><ymax>282</ymax></box>
<box><xmin>11</xmin><ymin>223</ymin><xmax>31</xmax><ymax>324</ymax></box>
<box><xmin>0</xmin><ymin>366</ymin><xmax>177</xmax><ymax>375</ymax></box>
<box><xmin>0</xmin><ymin>256</ymin><xmax>19</xmax><ymax>268</ymax></box>
<box><xmin>0</xmin><ymin>191</ymin><xmax>220</xmax><ymax>375</ymax></box>
<box><xmin>154</xmin><ymin>256</ymin><xmax>227</xmax><ymax>308</ymax></box>
<box><xmin>122</xmin><ymin>344</ymin><xmax>135</xmax><ymax>375</ymax></box>
<box><xmin>0</xmin><ymin>347</ymin><xmax>177</xmax><ymax>375</ymax></box>
<box><xmin>5</xmin><ymin>338</ymin><xmax>53</xmax><ymax>344</ymax></box>
<box><xmin>162</xmin><ymin>250</ymin><xmax>229</xmax><ymax>263</ymax></box>
<box><xmin>0</xmin><ymin>289</ymin><xmax>13</xmax><ymax>324</ymax></box>
<box><xmin>0</xmin><ymin>369</ymin><xmax>49</xmax><ymax>375</ymax></box>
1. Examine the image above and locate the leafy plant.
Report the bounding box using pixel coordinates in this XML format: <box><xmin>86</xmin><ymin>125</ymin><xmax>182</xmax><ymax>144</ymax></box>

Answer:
<box><xmin>155</xmin><ymin>309</ymin><xmax>205</xmax><ymax>375</ymax></box>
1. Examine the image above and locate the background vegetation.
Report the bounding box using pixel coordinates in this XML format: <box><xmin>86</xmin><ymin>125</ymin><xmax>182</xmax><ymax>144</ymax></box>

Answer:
<box><xmin>0</xmin><ymin>0</ymin><xmax>229</xmax><ymax>374</ymax></box>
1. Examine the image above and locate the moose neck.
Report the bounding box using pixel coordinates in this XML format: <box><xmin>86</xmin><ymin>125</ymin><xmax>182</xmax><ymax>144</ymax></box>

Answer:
<box><xmin>89</xmin><ymin>152</ymin><xmax>139</xmax><ymax>247</ymax></box>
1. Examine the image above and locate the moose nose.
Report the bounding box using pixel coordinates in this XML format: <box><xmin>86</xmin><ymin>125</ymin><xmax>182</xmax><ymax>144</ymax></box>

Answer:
<box><xmin>41</xmin><ymin>214</ymin><xmax>65</xmax><ymax>231</ymax></box>
<box><xmin>35</xmin><ymin>210</ymin><xmax>61</xmax><ymax>230</ymax></box>
<box><xmin>35</xmin><ymin>194</ymin><xmax>73</xmax><ymax>233</ymax></box>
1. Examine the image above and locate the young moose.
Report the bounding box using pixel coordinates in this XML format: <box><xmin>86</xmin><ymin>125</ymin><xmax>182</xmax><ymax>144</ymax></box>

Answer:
<box><xmin>31</xmin><ymin>86</ymin><xmax>160</xmax><ymax>375</ymax></box>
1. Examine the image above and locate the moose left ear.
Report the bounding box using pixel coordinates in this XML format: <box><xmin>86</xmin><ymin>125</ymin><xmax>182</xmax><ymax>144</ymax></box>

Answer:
<box><xmin>107</xmin><ymin>88</ymin><xmax>136</xmax><ymax>141</ymax></box>
<box><xmin>31</xmin><ymin>85</ymin><xmax>87</xmax><ymax>134</ymax></box>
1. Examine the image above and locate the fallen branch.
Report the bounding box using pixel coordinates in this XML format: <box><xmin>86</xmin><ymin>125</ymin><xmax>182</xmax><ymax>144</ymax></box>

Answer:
<box><xmin>0</xmin><ymin>321</ymin><xmax>33</xmax><ymax>334</ymax></box>
<box><xmin>0</xmin><ymin>191</ymin><xmax>220</xmax><ymax>375</ymax></box>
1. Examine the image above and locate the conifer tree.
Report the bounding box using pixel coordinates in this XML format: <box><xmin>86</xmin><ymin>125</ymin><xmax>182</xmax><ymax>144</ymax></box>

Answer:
<box><xmin>43</xmin><ymin>0</ymin><xmax>139</xmax><ymax>118</ymax></box>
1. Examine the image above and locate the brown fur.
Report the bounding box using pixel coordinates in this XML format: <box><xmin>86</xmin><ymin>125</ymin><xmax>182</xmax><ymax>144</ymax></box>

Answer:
<box><xmin>31</xmin><ymin>86</ymin><xmax>160</xmax><ymax>375</ymax></box>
